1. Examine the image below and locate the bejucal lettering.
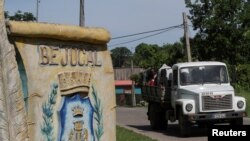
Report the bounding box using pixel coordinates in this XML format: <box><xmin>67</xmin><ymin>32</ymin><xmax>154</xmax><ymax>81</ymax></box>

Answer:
<box><xmin>38</xmin><ymin>45</ymin><xmax>102</xmax><ymax>67</ymax></box>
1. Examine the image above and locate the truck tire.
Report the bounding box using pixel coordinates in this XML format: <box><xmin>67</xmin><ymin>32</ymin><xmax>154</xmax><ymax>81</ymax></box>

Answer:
<box><xmin>149</xmin><ymin>103</ymin><xmax>167</xmax><ymax>130</ymax></box>
<box><xmin>178</xmin><ymin>108</ymin><xmax>190</xmax><ymax>137</ymax></box>
<box><xmin>230</xmin><ymin>118</ymin><xmax>243</xmax><ymax>125</ymax></box>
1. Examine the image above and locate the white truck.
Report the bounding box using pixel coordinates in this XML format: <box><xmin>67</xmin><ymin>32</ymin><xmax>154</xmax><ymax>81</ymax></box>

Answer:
<box><xmin>141</xmin><ymin>61</ymin><xmax>247</xmax><ymax>136</ymax></box>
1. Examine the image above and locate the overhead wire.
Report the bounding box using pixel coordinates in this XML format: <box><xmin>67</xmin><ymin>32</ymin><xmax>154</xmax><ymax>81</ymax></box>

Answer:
<box><xmin>111</xmin><ymin>24</ymin><xmax>182</xmax><ymax>40</ymax></box>
<box><xmin>109</xmin><ymin>24</ymin><xmax>183</xmax><ymax>47</ymax></box>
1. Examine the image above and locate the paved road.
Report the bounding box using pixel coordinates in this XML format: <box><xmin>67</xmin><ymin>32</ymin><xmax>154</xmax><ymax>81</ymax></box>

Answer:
<box><xmin>116</xmin><ymin>107</ymin><xmax>250</xmax><ymax>141</ymax></box>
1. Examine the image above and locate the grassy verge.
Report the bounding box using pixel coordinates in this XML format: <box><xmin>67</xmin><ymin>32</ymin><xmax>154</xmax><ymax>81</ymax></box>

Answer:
<box><xmin>116</xmin><ymin>126</ymin><xmax>157</xmax><ymax>141</ymax></box>
<box><xmin>235</xmin><ymin>90</ymin><xmax>250</xmax><ymax>117</ymax></box>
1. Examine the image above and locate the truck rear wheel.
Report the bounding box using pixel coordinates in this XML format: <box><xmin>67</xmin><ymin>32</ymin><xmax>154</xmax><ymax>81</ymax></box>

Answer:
<box><xmin>230</xmin><ymin>118</ymin><xmax>243</xmax><ymax>125</ymax></box>
<box><xmin>149</xmin><ymin>103</ymin><xmax>167</xmax><ymax>130</ymax></box>
<box><xmin>178</xmin><ymin>108</ymin><xmax>190</xmax><ymax>137</ymax></box>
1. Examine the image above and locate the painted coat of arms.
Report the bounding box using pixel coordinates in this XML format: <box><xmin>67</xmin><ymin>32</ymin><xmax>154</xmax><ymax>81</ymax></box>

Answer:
<box><xmin>41</xmin><ymin>71</ymin><xmax>103</xmax><ymax>141</ymax></box>
<box><xmin>58</xmin><ymin>94</ymin><xmax>95</xmax><ymax>141</ymax></box>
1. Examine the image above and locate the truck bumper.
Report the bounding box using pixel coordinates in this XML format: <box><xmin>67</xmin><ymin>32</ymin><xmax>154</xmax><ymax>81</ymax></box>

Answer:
<box><xmin>187</xmin><ymin>111</ymin><xmax>247</xmax><ymax>121</ymax></box>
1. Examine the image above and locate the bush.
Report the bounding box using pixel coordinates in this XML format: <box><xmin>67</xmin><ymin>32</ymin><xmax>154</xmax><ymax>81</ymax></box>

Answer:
<box><xmin>228</xmin><ymin>64</ymin><xmax>250</xmax><ymax>91</ymax></box>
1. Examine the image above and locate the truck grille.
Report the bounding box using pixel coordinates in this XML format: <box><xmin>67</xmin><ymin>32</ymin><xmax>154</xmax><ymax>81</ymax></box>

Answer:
<box><xmin>202</xmin><ymin>94</ymin><xmax>232</xmax><ymax>111</ymax></box>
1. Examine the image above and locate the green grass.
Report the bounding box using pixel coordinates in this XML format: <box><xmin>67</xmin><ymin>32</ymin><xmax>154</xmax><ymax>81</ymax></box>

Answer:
<box><xmin>116</xmin><ymin>126</ymin><xmax>157</xmax><ymax>141</ymax></box>
<box><xmin>235</xmin><ymin>90</ymin><xmax>250</xmax><ymax>117</ymax></box>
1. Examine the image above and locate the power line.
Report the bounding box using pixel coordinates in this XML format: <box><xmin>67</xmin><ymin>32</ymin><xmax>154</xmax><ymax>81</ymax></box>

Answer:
<box><xmin>109</xmin><ymin>24</ymin><xmax>183</xmax><ymax>47</ymax></box>
<box><xmin>112</xmin><ymin>24</ymin><xmax>183</xmax><ymax>40</ymax></box>
<box><xmin>109</xmin><ymin>25</ymin><xmax>183</xmax><ymax>47</ymax></box>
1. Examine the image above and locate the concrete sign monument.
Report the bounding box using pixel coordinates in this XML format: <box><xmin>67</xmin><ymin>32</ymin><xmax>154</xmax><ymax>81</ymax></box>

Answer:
<box><xmin>0</xmin><ymin>1</ymin><xmax>116</xmax><ymax>141</ymax></box>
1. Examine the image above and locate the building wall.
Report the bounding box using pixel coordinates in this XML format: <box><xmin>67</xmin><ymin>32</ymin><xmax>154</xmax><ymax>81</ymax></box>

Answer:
<box><xmin>114</xmin><ymin>68</ymin><xmax>144</xmax><ymax>106</ymax></box>
<box><xmin>114</xmin><ymin>67</ymin><xmax>144</xmax><ymax>80</ymax></box>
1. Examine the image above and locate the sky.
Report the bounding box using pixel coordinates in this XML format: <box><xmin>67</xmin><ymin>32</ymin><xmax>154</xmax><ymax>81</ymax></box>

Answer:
<box><xmin>4</xmin><ymin>0</ymin><xmax>193</xmax><ymax>51</ymax></box>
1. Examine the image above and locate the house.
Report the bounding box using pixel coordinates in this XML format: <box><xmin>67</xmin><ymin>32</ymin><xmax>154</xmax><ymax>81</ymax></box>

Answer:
<box><xmin>114</xmin><ymin>67</ymin><xmax>144</xmax><ymax>106</ymax></box>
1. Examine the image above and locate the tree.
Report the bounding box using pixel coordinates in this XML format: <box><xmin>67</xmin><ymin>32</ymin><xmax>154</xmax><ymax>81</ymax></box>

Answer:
<box><xmin>185</xmin><ymin>0</ymin><xmax>250</xmax><ymax>88</ymax></box>
<box><xmin>163</xmin><ymin>42</ymin><xmax>186</xmax><ymax>66</ymax></box>
<box><xmin>5</xmin><ymin>10</ymin><xmax>36</xmax><ymax>21</ymax></box>
<box><xmin>185</xmin><ymin>0</ymin><xmax>250</xmax><ymax>64</ymax></box>
<box><xmin>133</xmin><ymin>42</ymin><xmax>185</xmax><ymax>69</ymax></box>
<box><xmin>133</xmin><ymin>43</ymin><xmax>161</xmax><ymax>69</ymax></box>
<box><xmin>110</xmin><ymin>47</ymin><xmax>132</xmax><ymax>67</ymax></box>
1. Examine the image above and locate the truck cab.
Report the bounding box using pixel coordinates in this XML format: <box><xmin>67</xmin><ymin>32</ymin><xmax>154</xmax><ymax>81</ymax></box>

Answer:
<box><xmin>172</xmin><ymin>62</ymin><xmax>246</xmax><ymax>135</ymax></box>
<box><xmin>142</xmin><ymin>61</ymin><xmax>247</xmax><ymax>136</ymax></box>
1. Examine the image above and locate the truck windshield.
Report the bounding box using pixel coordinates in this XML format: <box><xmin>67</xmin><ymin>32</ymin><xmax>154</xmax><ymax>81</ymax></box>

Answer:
<box><xmin>180</xmin><ymin>65</ymin><xmax>229</xmax><ymax>85</ymax></box>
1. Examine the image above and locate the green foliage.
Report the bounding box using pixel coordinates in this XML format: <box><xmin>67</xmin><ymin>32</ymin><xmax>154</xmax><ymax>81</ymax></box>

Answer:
<box><xmin>5</xmin><ymin>10</ymin><xmax>36</xmax><ymax>21</ymax></box>
<box><xmin>162</xmin><ymin>42</ymin><xmax>186</xmax><ymax>66</ymax></box>
<box><xmin>92</xmin><ymin>86</ymin><xmax>104</xmax><ymax>141</ymax></box>
<box><xmin>111</xmin><ymin>41</ymin><xmax>186</xmax><ymax>70</ymax></box>
<box><xmin>236</xmin><ymin>64</ymin><xmax>250</xmax><ymax>90</ymax></box>
<box><xmin>130</xmin><ymin>73</ymin><xmax>139</xmax><ymax>81</ymax></box>
<box><xmin>133</xmin><ymin>43</ymin><xmax>161</xmax><ymax>68</ymax></box>
<box><xmin>185</xmin><ymin>0</ymin><xmax>250</xmax><ymax>88</ymax></box>
<box><xmin>185</xmin><ymin>0</ymin><xmax>250</xmax><ymax>64</ymax></box>
<box><xmin>41</xmin><ymin>83</ymin><xmax>58</xmax><ymax>141</ymax></box>
<box><xmin>132</xmin><ymin>42</ymin><xmax>185</xmax><ymax>69</ymax></box>
<box><xmin>130</xmin><ymin>73</ymin><xmax>144</xmax><ymax>87</ymax></box>
<box><xmin>111</xmin><ymin>47</ymin><xmax>132</xmax><ymax>67</ymax></box>
<box><xmin>116</xmin><ymin>126</ymin><xmax>157</xmax><ymax>141</ymax></box>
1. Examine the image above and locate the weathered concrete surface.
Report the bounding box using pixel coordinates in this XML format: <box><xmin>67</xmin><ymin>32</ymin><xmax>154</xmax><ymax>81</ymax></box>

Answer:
<box><xmin>8</xmin><ymin>23</ymin><xmax>116</xmax><ymax>141</ymax></box>
<box><xmin>0</xmin><ymin>1</ymin><xmax>116</xmax><ymax>140</ymax></box>
<box><xmin>0</xmin><ymin>0</ymin><xmax>28</xmax><ymax>141</ymax></box>
<box><xmin>7</xmin><ymin>21</ymin><xmax>110</xmax><ymax>44</ymax></box>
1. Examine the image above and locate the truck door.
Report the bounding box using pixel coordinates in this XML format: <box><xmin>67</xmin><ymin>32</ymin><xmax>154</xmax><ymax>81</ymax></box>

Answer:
<box><xmin>171</xmin><ymin>69</ymin><xmax>178</xmax><ymax>109</ymax></box>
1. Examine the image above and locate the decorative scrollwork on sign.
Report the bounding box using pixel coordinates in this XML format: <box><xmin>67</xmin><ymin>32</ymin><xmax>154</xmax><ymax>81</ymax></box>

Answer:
<box><xmin>41</xmin><ymin>83</ymin><xmax>58</xmax><ymax>141</ymax></box>
<box><xmin>58</xmin><ymin>71</ymin><xmax>91</xmax><ymax>96</ymax></box>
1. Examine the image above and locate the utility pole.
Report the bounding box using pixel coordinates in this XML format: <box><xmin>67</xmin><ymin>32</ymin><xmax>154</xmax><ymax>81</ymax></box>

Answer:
<box><xmin>131</xmin><ymin>59</ymin><xmax>136</xmax><ymax>107</ymax></box>
<box><xmin>183</xmin><ymin>12</ymin><xmax>192</xmax><ymax>62</ymax></box>
<box><xmin>79</xmin><ymin>0</ymin><xmax>85</xmax><ymax>26</ymax></box>
<box><xmin>36</xmin><ymin>0</ymin><xmax>40</xmax><ymax>22</ymax></box>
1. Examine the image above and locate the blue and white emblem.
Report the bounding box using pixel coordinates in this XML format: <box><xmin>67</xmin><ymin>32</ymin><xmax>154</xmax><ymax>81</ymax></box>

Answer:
<box><xmin>58</xmin><ymin>94</ymin><xmax>95</xmax><ymax>141</ymax></box>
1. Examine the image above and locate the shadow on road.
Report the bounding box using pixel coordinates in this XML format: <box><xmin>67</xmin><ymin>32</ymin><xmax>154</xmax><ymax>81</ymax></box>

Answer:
<box><xmin>128</xmin><ymin>123</ymin><xmax>207</xmax><ymax>138</ymax></box>
<box><xmin>165</xmin><ymin>124</ymin><xmax>207</xmax><ymax>137</ymax></box>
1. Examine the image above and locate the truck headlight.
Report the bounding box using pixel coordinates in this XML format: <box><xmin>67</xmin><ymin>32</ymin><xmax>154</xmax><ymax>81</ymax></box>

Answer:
<box><xmin>237</xmin><ymin>100</ymin><xmax>244</xmax><ymax>109</ymax></box>
<box><xmin>185</xmin><ymin>103</ymin><xmax>193</xmax><ymax>112</ymax></box>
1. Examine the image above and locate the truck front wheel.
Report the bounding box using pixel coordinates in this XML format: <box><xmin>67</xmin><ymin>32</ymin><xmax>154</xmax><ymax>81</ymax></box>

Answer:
<box><xmin>178</xmin><ymin>108</ymin><xmax>190</xmax><ymax>137</ymax></box>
